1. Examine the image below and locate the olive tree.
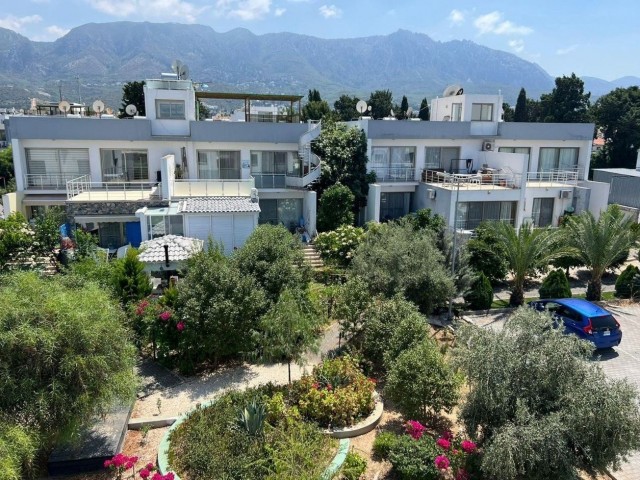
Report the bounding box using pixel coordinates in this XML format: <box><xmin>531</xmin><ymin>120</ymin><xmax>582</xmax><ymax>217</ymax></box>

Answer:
<box><xmin>454</xmin><ymin>308</ymin><xmax>640</xmax><ymax>479</ymax></box>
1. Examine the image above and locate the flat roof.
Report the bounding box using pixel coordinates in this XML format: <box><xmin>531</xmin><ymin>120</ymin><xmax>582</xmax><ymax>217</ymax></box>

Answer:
<box><xmin>593</xmin><ymin>168</ymin><xmax>640</xmax><ymax>178</ymax></box>
<box><xmin>195</xmin><ymin>92</ymin><xmax>304</xmax><ymax>102</ymax></box>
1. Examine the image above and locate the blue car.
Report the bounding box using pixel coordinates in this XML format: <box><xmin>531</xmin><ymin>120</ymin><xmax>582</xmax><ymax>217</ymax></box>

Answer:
<box><xmin>528</xmin><ymin>298</ymin><xmax>622</xmax><ymax>349</ymax></box>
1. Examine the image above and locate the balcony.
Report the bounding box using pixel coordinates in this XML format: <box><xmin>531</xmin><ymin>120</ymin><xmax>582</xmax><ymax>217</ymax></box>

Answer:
<box><xmin>422</xmin><ymin>169</ymin><xmax>521</xmax><ymax>190</ymax></box>
<box><xmin>66</xmin><ymin>175</ymin><xmax>160</xmax><ymax>202</ymax></box>
<box><xmin>25</xmin><ymin>173</ymin><xmax>85</xmax><ymax>190</ymax></box>
<box><xmin>526</xmin><ymin>169</ymin><xmax>579</xmax><ymax>187</ymax></box>
<box><xmin>372</xmin><ymin>167</ymin><xmax>416</xmax><ymax>183</ymax></box>
<box><xmin>254</xmin><ymin>174</ymin><xmax>286</xmax><ymax>189</ymax></box>
<box><xmin>172</xmin><ymin>178</ymin><xmax>255</xmax><ymax>197</ymax></box>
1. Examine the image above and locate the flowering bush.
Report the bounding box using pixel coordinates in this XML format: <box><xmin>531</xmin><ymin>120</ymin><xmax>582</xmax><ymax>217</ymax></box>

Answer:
<box><xmin>104</xmin><ymin>457</ymin><xmax>175</xmax><ymax>480</ymax></box>
<box><xmin>291</xmin><ymin>356</ymin><xmax>375</xmax><ymax>427</ymax></box>
<box><xmin>406</xmin><ymin>420</ymin><xmax>426</xmax><ymax>440</ymax></box>
<box><xmin>131</xmin><ymin>297</ymin><xmax>184</xmax><ymax>362</ymax></box>
<box><xmin>314</xmin><ymin>225</ymin><xmax>365</xmax><ymax>267</ymax></box>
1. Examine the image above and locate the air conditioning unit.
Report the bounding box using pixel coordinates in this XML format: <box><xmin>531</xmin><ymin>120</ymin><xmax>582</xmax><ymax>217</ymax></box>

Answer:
<box><xmin>559</xmin><ymin>189</ymin><xmax>573</xmax><ymax>199</ymax></box>
<box><xmin>427</xmin><ymin>189</ymin><xmax>437</xmax><ymax>199</ymax></box>
<box><xmin>482</xmin><ymin>140</ymin><xmax>495</xmax><ymax>152</ymax></box>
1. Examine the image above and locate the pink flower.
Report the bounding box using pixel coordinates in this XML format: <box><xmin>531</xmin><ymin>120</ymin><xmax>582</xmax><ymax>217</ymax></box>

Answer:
<box><xmin>436</xmin><ymin>437</ymin><xmax>451</xmax><ymax>450</ymax></box>
<box><xmin>405</xmin><ymin>420</ymin><xmax>426</xmax><ymax>440</ymax></box>
<box><xmin>176</xmin><ymin>321</ymin><xmax>185</xmax><ymax>331</ymax></box>
<box><xmin>140</xmin><ymin>468</ymin><xmax>151</xmax><ymax>479</ymax></box>
<box><xmin>130</xmin><ymin>456</ymin><xmax>139</xmax><ymax>464</ymax></box>
<box><xmin>312</xmin><ymin>382</ymin><xmax>319</xmax><ymax>389</ymax></box>
<box><xmin>159</xmin><ymin>311</ymin><xmax>171</xmax><ymax>321</ymax></box>
<box><xmin>455</xmin><ymin>469</ymin><xmax>470</xmax><ymax>480</ymax></box>
<box><xmin>125</xmin><ymin>461</ymin><xmax>134</xmax><ymax>470</ymax></box>
<box><xmin>442</xmin><ymin>430</ymin><xmax>453</xmax><ymax>441</ymax></box>
<box><xmin>103</xmin><ymin>459</ymin><xmax>112</xmax><ymax>468</ymax></box>
<box><xmin>461</xmin><ymin>440</ymin><xmax>477</xmax><ymax>454</ymax></box>
<box><xmin>165</xmin><ymin>474</ymin><xmax>175</xmax><ymax>480</ymax></box>
<box><xmin>435</xmin><ymin>455</ymin><xmax>450</xmax><ymax>470</ymax></box>
<box><xmin>146</xmin><ymin>462</ymin><xmax>156</xmax><ymax>471</ymax></box>
<box><xmin>152</xmin><ymin>474</ymin><xmax>163</xmax><ymax>480</ymax></box>
<box><xmin>113</xmin><ymin>453</ymin><xmax>126</xmax><ymax>467</ymax></box>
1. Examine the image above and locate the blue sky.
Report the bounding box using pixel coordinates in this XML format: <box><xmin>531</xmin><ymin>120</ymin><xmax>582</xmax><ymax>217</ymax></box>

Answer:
<box><xmin>2</xmin><ymin>0</ymin><xmax>638</xmax><ymax>80</ymax></box>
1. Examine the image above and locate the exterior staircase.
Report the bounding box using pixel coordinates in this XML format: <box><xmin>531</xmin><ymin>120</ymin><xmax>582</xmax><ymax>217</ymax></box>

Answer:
<box><xmin>302</xmin><ymin>243</ymin><xmax>324</xmax><ymax>270</ymax></box>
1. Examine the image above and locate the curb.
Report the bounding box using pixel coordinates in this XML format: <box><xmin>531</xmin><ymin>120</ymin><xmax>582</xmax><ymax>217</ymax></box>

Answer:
<box><xmin>128</xmin><ymin>416</ymin><xmax>178</xmax><ymax>430</ymax></box>
<box><xmin>321</xmin><ymin>438</ymin><xmax>350</xmax><ymax>480</ymax></box>
<box><xmin>323</xmin><ymin>396</ymin><xmax>383</xmax><ymax>439</ymax></box>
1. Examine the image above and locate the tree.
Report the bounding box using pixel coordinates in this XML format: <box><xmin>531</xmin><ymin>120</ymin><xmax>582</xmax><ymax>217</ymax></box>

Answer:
<box><xmin>197</xmin><ymin>98</ymin><xmax>211</xmax><ymax>120</ymax></box>
<box><xmin>233</xmin><ymin>224</ymin><xmax>309</xmax><ymax>303</ymax></box>
<box><xmin>614</xmin><ymin>264</ymin><xmax>640</xmax><ymax>299</ymax></box>
<box><xmin>385</xmin><ymin>339</ymin><xmax>460</xmax><ymax>422</ymax></box>
<box><xmin>591</xmin><ymin>86</ymin><xmax>640</xmax><ymax>169</ymax></box>
<box><xmin>514</xmin><ymin>88</ymin><xmax>528</xmax><ymax>122</ymax></box>
<box><xmin>351</xmin><ymin>222</ymin><xmax>455</xmax><ymax>314</ymax></box>
<box><xmin>465</xmin><ymin>221</ymin><xmax>509</xmax><ymax>285</ymax></box>
<box><xmin>418</xmin><ymin>98</ymin><xmax>430</xmax><ymax>121</ymax></box>
<box><xmin>502</xmin><ymin>103</ymin><xmax>514</xmax><ymax>122</ymax></box>
<box><xmin>405</xmin><ymin>208</ymin><xmax>446</xmax><ymax>235</ymax></box>
<box><xmin>539</xmin><ymin>268</ymin><xmax>572</xmax><ymax>299</ymax></box>
<box><xmin>368</xmin><ymin>90</ymin><xmax>394</xmax><ymax>119</ymax></box>
<box><xmin>0</xmin><ymin>213</ymin><xmax>37</xmax><ymax>270</ymax></box>
<box><xmin>113</xmin><ymin>248</ymin><xmax>152</xmax><ymax>305</ymax></box>
<box><xmin>486</xmin><ymin>221</ymin><xmax>564</xmax><ymax>306</ymax></box>
<box><xmin>333</xmin><ymin>276</ymin><xmax>373</xmax><ymax>342</ymax></box>
<box><xmin>526</xmin><ymin>98</ymin><xmax>543</xmax><ymax>122</ymax></box>
<box><xmin>317</xmin><ymin>183</ymin><xmax>355</xmax><ymax>231</ymax></box>
<box><xmin>33</xmin><ymin>206</ymin><xmax>65</xmax><ymax>254</ymax></box>
<box><xmin>539</xmin><ymin>73</ymin><xmax>591</xmax><ymax>123</ymax></box>
<box><xmin>312</xmin><ymin>119</ymin><xmax>373</xmax><ymax>213</ymax></box>
<box><xmin>463</xmin><ymin>272</ymin><xmax>494</xmax><ymax>310</ymax></box>
<box><xmin>395</xmin><ymin>95</ymin><xmax>409</xmax><ymax>120</ymax></box>
<box><xmin>301</xmin><ymin>89</ymin><xmax>331</xmax><ymax>121</ymax></box>
<box><xmin>562</xmin><ymin>205</ymin><xmax>640</xmax><ymax>300</ymax></box>
<box><xmin>119</xmin><ymin>80</ymin><xmax>146</xmax><ymax>118</ymax></box>
<box><xmin>0</xmin><ymin>146</ymin><xmax>15</xmax><ymax>189</ymax></box>
<box><xmin>0</xmin><ymin>420</ymin><xmax>37</xmax><ymax>480</ymax></box>
<box><xmin>0</xmin><ymin>273</ymin><xmax>136</xmax><ymax>448</ymax></box>
<box><xmin>255</xmin><ymin>288</ymin><xmax>322</xmax><ymax>384</ymax></box>
<box><xmin>333</xmin><ymin>94</ymin><xmax>360</xmax><ymax>121</ymax></box>
<box><xmin>455</xmin><ymin>308</ymin><xmax>640</xmax><ymax>479</ymax></box>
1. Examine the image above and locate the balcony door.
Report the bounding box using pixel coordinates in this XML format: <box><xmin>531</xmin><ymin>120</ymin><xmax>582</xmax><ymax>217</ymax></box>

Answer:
<box><xmin>197</xmin><ymin>151</ymin><xmax>241</xmax><ymax>179</ymax></box>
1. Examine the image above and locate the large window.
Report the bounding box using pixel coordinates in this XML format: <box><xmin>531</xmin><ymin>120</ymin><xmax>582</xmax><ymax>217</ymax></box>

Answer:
<box><xmin>251</xmin><ymin>151</ymin><xmax>290</xmax><ymax>188</ymax></box>
<box><xmin>25</xmin><ymin>148</ymin><xmax>90</xmax><ymax>187</ymax></box>
<box><xmin>538</xmin><ymin>147</ymin><xmax>579</xmax><ymax>172</ymax></box>
<box><xmin>451</xmin><ymin>103</ymin><xmax>462</xmax><ymax>121</ymax></box>
<box><xmin>258</xmin><ymin>198</ymin><xmax>303</xmax><ymax>231</ymax></box>
<box><xmin>457</xmin><ymin>201</ymin><xmax>517</xmax><ymax>230</ymax></box>
<box><xmin>197</xmin><ymin>151</ymin><xmax>241</xmax><ymax>179</ymax></box>
<box><xmin>100</xmin><ymin>150</ymin><xmax>148</xmax><ymax>181</ymax></box>
<box><xmin>380</xmin><ymin>192</ymin><xmax>411</xmax><ymax>221</ymax></box>
<box><xmin>471</xmin><ymin>103</ymin><xmax>494</xmax><ymax>121</ymax></box>
<box><xmin>156</xmin><ymin>100</ymin><xmax>185</xmax><ymax>119</ymax></box>
<box><xmin>148</xmin><ymin>215</ymin><xmax>184</xmax><ymax>239</ymax></box>
<box><xmin>424</xmin><ymin>147</ymin><xmax>460</xmax><ymax>170</ymax></box>
<box><xmin>370</xmin><ymin>147</ymin><xmax>415</xmax><ymax>182</ymax></box>
<box><xmin>532</xmin><ymin>198</ymin><xmax>554</xmax><ymax>227</ymax></box>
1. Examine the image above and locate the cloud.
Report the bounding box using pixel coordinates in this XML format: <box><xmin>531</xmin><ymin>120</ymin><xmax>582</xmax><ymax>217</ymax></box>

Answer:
<box><xmin>556</xmin><ymin>44</ymin><xmax>578</xmax><ymax>55</ymax></box>
<box><xmin>275</xmin><ymin>7</ymin><xmax>286</xmax><ymax>16</ymax></box>
<box><xmin>87</xmin><ymin>0</ymin><xmax>208</xmax><ymax>23</ymax></box>
<box><xmin>474</xmin><ymin>11</ymin><xmax>532</xmax><ymax>35</ymax></box>
<box><xmin>32</xmin><ymin>25</ymin><xmax>71</xmax><ymax>41</ymax></box>
<box><xmin>319</xmin><ymin>4</ymin><xmax>341</xmax><ymax>19</ymax></box>
<box><xmin>449</xmin><ymin>9</ymin><xmax>465</xmax><ymax>26</ymax></box>
<box><xmin>215</xmin><ymin>0</ymin><xmax>272</xmax><ymax>20</ymax></box>
<box><xmin>508</xmin><ymin>39</ymin><xmax>525</xmax><ymax>53</ymax></box>
<box><xmin>0</xmin><ymin>14</ymin><xmax>42</xmax><ymax>33</ymax></box>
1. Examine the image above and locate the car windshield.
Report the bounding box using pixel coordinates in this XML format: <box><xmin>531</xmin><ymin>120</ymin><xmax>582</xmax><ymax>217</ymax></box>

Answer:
<box><xmin>590</xmin><ymin>315</ymin><xmax>617</xmax><ymax>330</ymax></box>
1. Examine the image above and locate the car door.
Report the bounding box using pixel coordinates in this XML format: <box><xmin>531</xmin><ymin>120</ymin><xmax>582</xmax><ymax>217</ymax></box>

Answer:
<box><xmin>556</xmin><ymin>306</ymin><xmax>581</xmax><ymax>337</ymax></box>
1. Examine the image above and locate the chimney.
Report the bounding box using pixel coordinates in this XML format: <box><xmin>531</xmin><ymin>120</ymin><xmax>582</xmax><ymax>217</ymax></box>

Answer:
<box><xmin>636</xmin><ymin>148</ymin><xmax>640</xmax><ymax>171</ymax></box>
<box><xmin>164</xmin><ymin>244</ymin><xmax>170</xmax><ymax>267</ymax></box>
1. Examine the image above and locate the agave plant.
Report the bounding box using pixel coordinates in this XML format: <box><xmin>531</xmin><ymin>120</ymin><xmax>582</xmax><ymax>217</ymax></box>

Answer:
<box><xmin>235</xmin><ymin>398</ymin><xmax>267</xmax><ymax>437</ymax></box>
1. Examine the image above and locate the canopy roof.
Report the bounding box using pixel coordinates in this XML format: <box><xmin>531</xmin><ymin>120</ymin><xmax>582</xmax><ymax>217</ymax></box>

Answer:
<box><xmin>138</xmin><ymin>235</ymin><xmax>203</xmax><ymax>263</ymax></box>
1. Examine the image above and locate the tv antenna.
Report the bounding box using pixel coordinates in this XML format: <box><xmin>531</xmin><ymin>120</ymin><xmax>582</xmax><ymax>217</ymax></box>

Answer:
<box><xmin>125</xmin><ymin>104</ymin><xmax>138</xmax><ymax>117</ymax></box>
<box><xmin>58</xmin><ymin>100</ymin><xmax>70</xmax><ymax>116</ymax></box>
<box><xmin>171</xmin><ymin>59</ymin><xmax>190</xmax><ymax>80</ymax></box>
<box><xmin>442</xmin><ymin>84</ymin><xmax>464</xmax><ymax>97</ymax></box>
<box><xmin>93</xmin><ymin>100</ymin><xmax>105</xmax><ymax>117</ymax></box>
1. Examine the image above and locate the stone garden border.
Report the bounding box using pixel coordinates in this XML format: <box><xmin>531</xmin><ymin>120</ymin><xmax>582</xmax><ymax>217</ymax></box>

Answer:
<box><xmin>323</xmin><ymin>394</ymin><xmax>384</xmax><ymax>439</ymax></box>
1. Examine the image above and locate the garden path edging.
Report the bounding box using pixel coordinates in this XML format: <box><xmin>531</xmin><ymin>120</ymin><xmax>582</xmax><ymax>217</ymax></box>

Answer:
<box><xmin>323</xmin><ymin>395</ymin><xmax>384</xmax><ymax>439</ymax></box>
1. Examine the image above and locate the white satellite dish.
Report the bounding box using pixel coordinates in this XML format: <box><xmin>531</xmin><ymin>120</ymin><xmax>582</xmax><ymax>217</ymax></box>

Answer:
<box><xmin>171</xmin><ymin>59</ymin><xmax>189</xmax><ymax>80</ymax></box>
<box><xmin>406</xmin><ymin>107</ymin><xmax>413</xmax><ymax>118</ymax></box>
<box><xmin>58</xmin><ymin>100</ymin><xmax>70</xmax><ymax>114</ymax></box>
<box><xmin>442</xmin><ymin>84</ymin><xmax>464</xmax><ymax>97</ymax></box>
<box><xmin>125</xmin><ymin>104</ymin><xmax>138</xmax><ymax>116</ymax></box>
<box><xmin>93</xmin><ymin>100</ymin><xmax>105</xmax><ymax>115</ymax></box>
<box><xmin>356</xmin><ymin>100</ymin><xmax>368</xmax><ymax>114</ymax></box>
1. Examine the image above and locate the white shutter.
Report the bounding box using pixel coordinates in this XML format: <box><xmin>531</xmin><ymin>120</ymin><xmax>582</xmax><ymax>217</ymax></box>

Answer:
<box><xmin>233</xmin><ymin>214</ymin><xmax>255</xmax><ymax>249</ymax></box>
<box><xmin>211</xmin><ymin>215</ymin><xmax>234</xmax><ymax>253</ymax></box>
<box><xmin>186</xmin><ymin>216</ymin><xmax>211</xmax><ymax>242</ymax></box>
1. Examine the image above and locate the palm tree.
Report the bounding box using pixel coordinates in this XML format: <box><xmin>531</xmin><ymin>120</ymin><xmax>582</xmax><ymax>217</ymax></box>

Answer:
<box><xmin>488</xmin><ymin>221</ymin><xmax>565</xmax><ymax>306</ymax></box>
<box><xmin>562</xmin><ymin>205</ymin><xmax>640</xmax><ymax>301</ymax></box>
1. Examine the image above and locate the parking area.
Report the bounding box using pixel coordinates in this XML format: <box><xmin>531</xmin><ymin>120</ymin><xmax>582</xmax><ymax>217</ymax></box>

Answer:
<box><xmin>464</xmin><ymin>303</ymin><xmax>640</xmax><ymax>480</ymax></box>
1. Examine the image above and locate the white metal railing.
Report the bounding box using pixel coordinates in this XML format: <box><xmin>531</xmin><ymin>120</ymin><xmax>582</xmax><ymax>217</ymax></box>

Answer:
<box><xmin>25</xmin><ymin>173</ymin><xmax>84</xmax><ymax>190</ymax></box>
<box><xmin>253</xmin><ymin>174</ymin><xmax>286</xmax><ymax>189</ymax></box>
<box><xmin>66</xmin><ymin>175</ymin><xmax>159</xmax><ymax>200</ymax></box>
<box><xmin>372</xmin><ymin>167</ymin><xmax>417</xmax><ymax>182</ymax></box>
<box><xmin>526</xmin><ymin>169</ymin><xmax>579</xmax><ymax>185</ymax></box>
<box><xmin>146</xmin><ymin>79</ymin><xmax>193</xmax><ymax>90</ymax></box>
<box><xmin>172</xmin><ymin>178</ymin><xmax>255</xmax><ymax>197</ymax></box>
<box><xmin>422</xmin><ymin>170</ymin><xmax>522</xmax><ymax>189</ymax></box>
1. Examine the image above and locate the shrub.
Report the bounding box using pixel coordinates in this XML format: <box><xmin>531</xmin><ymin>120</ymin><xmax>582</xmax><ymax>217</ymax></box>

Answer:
<box><xmin>0</xmin><ymin>421</ymin><xmax>38</xmax><ymax>480</ymax></box>
<box><xmin>463</xmin><ymin>272</ymin><xmax>494</xmax><ymax>310</ymax></box>
<box><xmin>465</xmin><ymin>222</ymin><xmax>509</xmax><ymax>285</ymax></box>
<box><xmin>615</xmin><ymin>264</ymin><xmax>640</xmax><ymax>298</ymax></box>
<box><xmin>388</xmin><ymin>434</ymin><xmax>440</xmax><ymax>480</ymax></box>
<box><xmin>385</xmin><ymin>340</ymin><xmax>460</xmax><ymax>422</ymax></box>
<box><xmin>314</xmin><ymin>225</ymin><xmax>365</xmax><ymax>267</ymax></box>
<box><xmin>539</xmin><ymin>268</ymin><xmax>572</xmax><ymax>299</ymax></box>
<box><xmin>341</xmin><ymin>451</ymin><xmax>367</xmax><ymax>480</ymax></box>
<box><xmin>373</xmin><ymin>431</ymin><xmax>399</xmax><ymax>460</ymax></box>
<box><xmin>317</xmin><ymin>183</ymin><xmax>355</xmax><ymax>232</ymax></box>
<box><xmin>112</xmin><ymin>248</ymin><xmax>152</xmax><ymax>305</ymax></box>
<box><xmin>291</xmin><ymin>357</ymin><xmax>375</xmax><ymax>427</ymax></box>
<box><xmin>333</xmin><ymin>276</ymin><xmax>373</xmax><ymax>341</ymax></box>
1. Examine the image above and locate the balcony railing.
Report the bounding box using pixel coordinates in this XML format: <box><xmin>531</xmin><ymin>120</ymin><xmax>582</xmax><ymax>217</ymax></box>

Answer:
<box><xmin>372</xmin><ymin>167</ymin><xmax>416</xmax><ymax>183</ymax></box>
<box><xmin>172</xmin><ymin>178</ymin><xmax>255</xmax><ymax>197</ymax></box>
<box><xmin>25</xmin><ymin>173</ymin><xmax>86</xmax><ymax>190</ymax></box>
<box><xmin>253</xmin><ymin>174</ymin><xmax>286</xmax><ymax>189</ymax></box>
<box><xmin>146</xmin><ymin>79</ymin><xmax>192</xmax><ymax>90</ymax></box>
<box><xmin>66</xmin><ymin>175</ymin><xmax>159</xmax><ymax>201</ymax></box>
<box><xmin>526</xmin><ymin>169</ymin><xmax>579</xmax><ymax>186</ymax></box>
<box><xmin>422</xmin><ymin>170</ymin><xmax>521</xmax><ymax>189</ymax></box>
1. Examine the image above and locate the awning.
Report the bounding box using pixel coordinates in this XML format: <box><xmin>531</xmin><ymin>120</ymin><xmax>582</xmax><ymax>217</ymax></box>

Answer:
<box><xmin>22</xmin><ymin>195</ymin><xmax>67</xmax><ymax>206</ymax></box>
<box><xmin>74</xmin><ymin>215</ymin><xmax>138</xmax><ymax>223</ymax></box>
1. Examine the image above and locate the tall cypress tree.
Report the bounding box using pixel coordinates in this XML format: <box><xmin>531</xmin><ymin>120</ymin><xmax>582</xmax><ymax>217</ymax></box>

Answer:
<box><xmin>418</xmin><ymin>98</ymin><xmax>430</xmax><ymax>121</ymax></box>
<box><xmin>514</xmin><ymin>88</ymin><xmax>528</xmax><ymax>122</ymax></box>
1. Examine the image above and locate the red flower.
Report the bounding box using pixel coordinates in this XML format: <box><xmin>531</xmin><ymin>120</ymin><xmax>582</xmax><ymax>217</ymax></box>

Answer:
<box><xmin>103</xmin><ymin>459</ymin><xmax>112</xmax><ymax>468</ymax></box>
<box><xmin>312</xmin><ymin>382</ymin><xmax>320</xmax><ymax>389</ymax></box>
<box><xmin>159</xmin><ymin>311</ymin><xmax>171</xmax><ymax>322</ymax></box>
<box><xmin>368</xmin><ymin>377</ymin><xmax>377</xmax><ymax>385</ymax></box>
<box><xmin>112</xmin><ymin>453</ymin><xmax>126</xmax><ymax>467</ymax></box>
<box><xmin>434</xmin><ymin>455</ymin><xmax>450</xmax><ymax>470</ymax></box>
<box><xmin>436</xmin><ymin>437</ymin><xmax>451</xmax><ymax>450</ymax></box>
<box><xmin>405</xmin><ymin>420</ymin><xmax>426</xmax><ymax>440</ymax></box>
<box><xmin>125</xmin><ymin>461</ymin><xmax>134</xmax><ymax>470</ymax></box>
<box><xmin>140</xmin><ymin>468</ymin><xmax>151</xmax><ymax>479</ymax></box>
<box><xmin>442</xmin><ymin>430</ymin><xmax>453</xmax><ymax>441</ymax></box>
<box><xmin>176</xmin><ymin>321</ymin><xmax>185</xmax><ymax>331</ymax></box>
<box><xmin>146</xmin><ymin>462</ymin><xmax>156</xmax><ymax>471</ymax></box>
<box><xmin>326</xmin><ymin>383</ymin><xmax>333</xmax><ymax>391</ymax></box>
<box><xmin>461</xmin><ymin>439</ymin><xmax>477</xmax><ymax>453</ymax></box>
<box><xmin>456</xmin><ymin>468</ymin><xmax>470</xmax><ymax>480</ymax></box>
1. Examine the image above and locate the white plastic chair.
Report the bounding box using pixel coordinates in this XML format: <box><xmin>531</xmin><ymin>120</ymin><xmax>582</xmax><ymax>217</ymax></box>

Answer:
<box><xmin>116</xmin><ymin>244</ymin><xmax>130</xmax><ymax>259</ymax></box>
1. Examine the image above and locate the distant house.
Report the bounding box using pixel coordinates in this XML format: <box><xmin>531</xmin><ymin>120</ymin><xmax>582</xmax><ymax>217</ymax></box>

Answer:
<box><xmin>592</xmin><ymin>149</ymin><xmax>640</xmax><ymax>219</ymax></box>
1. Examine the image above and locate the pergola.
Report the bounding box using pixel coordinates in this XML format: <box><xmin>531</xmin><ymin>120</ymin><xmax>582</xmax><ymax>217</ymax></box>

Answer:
<box><xmin>195</xmin><ymin>92</ymin><xmax>304</xmax><ymax>123</ymax></box>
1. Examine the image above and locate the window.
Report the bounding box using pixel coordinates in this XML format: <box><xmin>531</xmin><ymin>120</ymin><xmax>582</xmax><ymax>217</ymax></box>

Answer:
<box><xmin>25</xmin><ymin>148</ymin><xmax>90</xmax><ymax>186</ymax></box>
<box><xmin>499</xmin><ymin>146</ymin><xmax>532</xmax><ymax>170</ymax></box>
<box><xmin>451</xmin><ymin>103</ymin><xmax>462</xmax><ymax>121</ymax></box>
<box><xmin>457</xmin><ymin>201</ymin><xmax>517</xmax><ymax>230</ymax></box>
<box><xmin>156</xmin><ymin>100</ymin><xmax>185</xmax><ymax>119</ymax></box>
<box><xmin>424</xmin><ymin>147</ymin><xmax>460</xmax><ymax>170</ymax></box>
<box><xmin>380</xmin><ymin>192</ymin><xmax>410</xmax><ymax>221</ymax></box>
<box><xmin>258</xmin><ymin>198</ymin><xmax>303</xmax><ymax>231</ymax></box>
<box><xmin>471</xmin><ymin>103</ymin><xmax>494</xmax><ymax>121</ymax></box>
<box><xmin>532</xmin><ymin>198</ymin><xmax>554</xmax><ymax>227</ymax></box>
<box><xmin>197</xmin><ymin>151</ymin><xmax>241</xmax><ymax>179</ymax></box>
<box><xmin>148</xmin><ymin>215</ymin><xmax>184</xmax><ymax>239</ymax></box>
<box><xmin>370</xmin><ymin>147</ymin><xmax>415</xmax><ymax>182</ymax></box>
<box><xmin>98</xmin><ymin>222</ymin><xmax>123</xmax><ymax>249</ymax></box>
<box><xmin>538</xmin><ymin>147</ymin><xmax>579</xmax><ymax>172</ymax></box>
<box><xmin>100</xmin><ymin>150</ymin><xmax>148</xmax><ymax>181</ymax></box>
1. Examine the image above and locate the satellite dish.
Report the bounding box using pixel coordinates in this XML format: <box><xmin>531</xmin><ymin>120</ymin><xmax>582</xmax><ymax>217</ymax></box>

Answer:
<box><xmin>125</xmin><ymin>104</ymin><xmax>138</xmax><ymax>116</ymax></box>
<box><xmin>442</xmin><ymin>84</ymin><xmax>464</xmax><ymax>97</ymax></box>
<box><xmin>390</xmin><ymin>109</ymin><xmax>395</xmax><ymax>117</ymax></box>
<box><xmin>406</xmin><ymin>107</ymin><xmax>413</xmax><ymax>118</ymax></box>
<box><xmin>106</xmin><ymin>107</ymin><xmax>113</xmax><ymax>115</ymax></box>
<box><xmin>356</xmin><ymin>100</ymin><xmax>368</xmax><ymax>114</ymax></box>
<box><xmin>93</xmin><ymin>100</ymin><xmax>105</xmax><ymax>114</ymax></box>
<box><xmin>171</xmin><ymin>59</ymin><xmax>189</xmax><ymax>80</ymax></box>
<box><xmin>58</xmin><ymin>100</ymin><xmax>70</xmax><ymax>114</ymax></box>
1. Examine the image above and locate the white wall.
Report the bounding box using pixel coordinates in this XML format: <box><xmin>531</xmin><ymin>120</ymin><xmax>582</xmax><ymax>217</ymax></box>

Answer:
<box><xmin>430</xmin><ymin>93</ymin><xmax>503</xmax><ymax>122</ymax></box>
<box><xmin>581</xmin><ymin>180</ymin><xmax>610</xmax><ymax>217</ymax></box>
<box><xmin>144</xmin><ymin>85</ymin><xmax>195</xmax><ymax>136</ymax></box>
<box><xmin>366</xmin><ymin>184</ymin><xmax>381</xmax><ymax>222</ymax></box>
<box><xmin>303</xmin><ymin>190</ymin><xmax>317</xmax><ymax>236</ymax></box>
